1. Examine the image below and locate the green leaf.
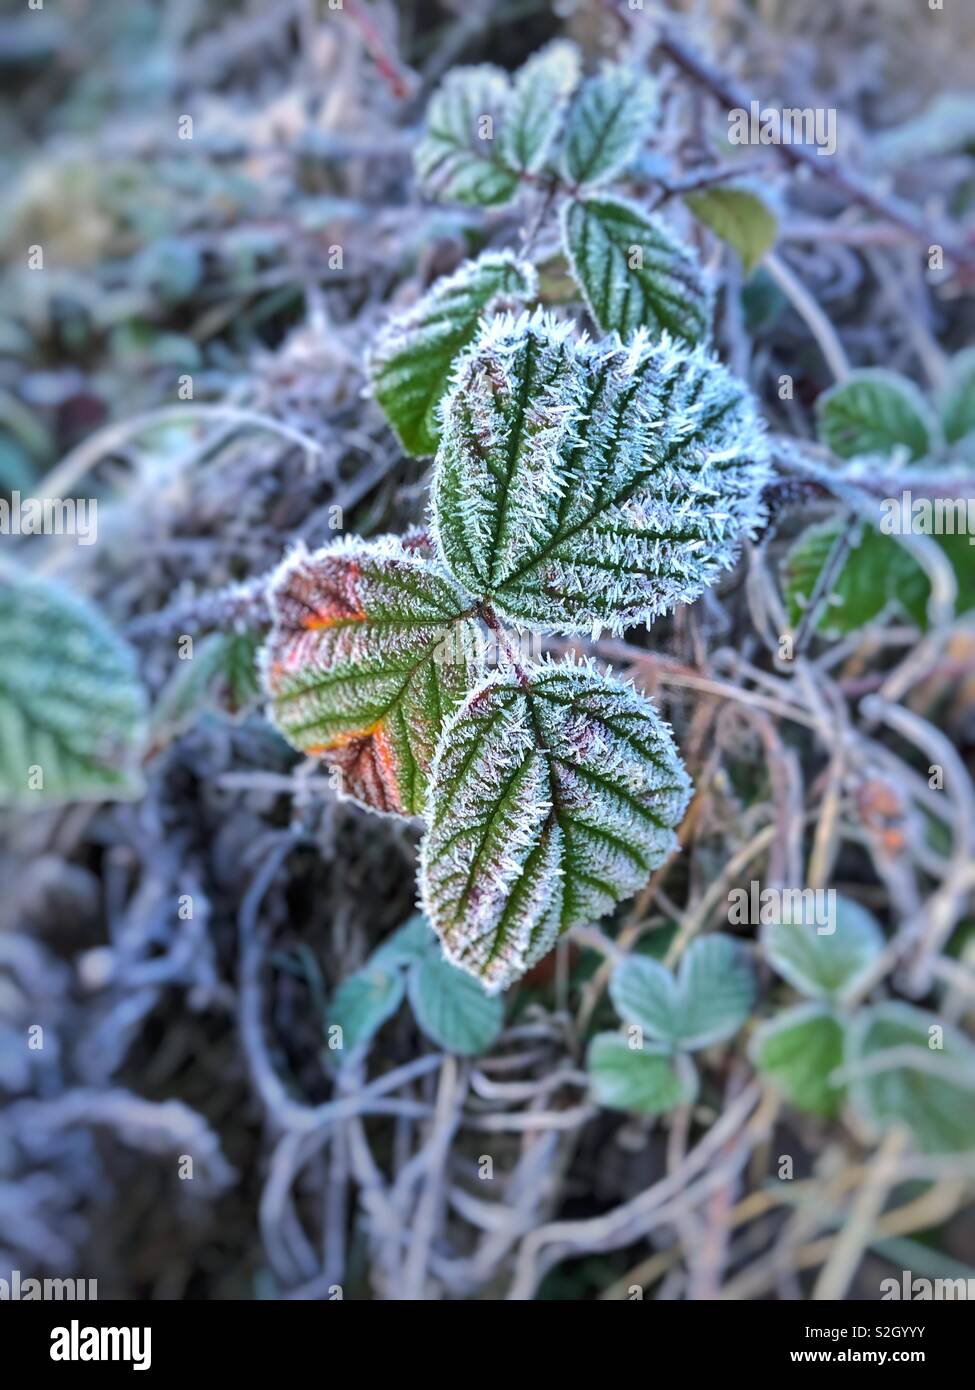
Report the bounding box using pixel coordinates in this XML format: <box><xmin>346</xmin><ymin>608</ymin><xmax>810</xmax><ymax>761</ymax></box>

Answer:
<box><xmin>684</xmin><ymin>186</ymin><xmax>777</xmax><ymax>276</ymax></box>
<box><xmin>751</xmin><ymin>1003</ymin><xmax>847</xmax><ymax>1118</ymax></box>
<box><xmin>783</xmin><ymin>517</ymin><xmax>975</xmax><ymax>638</ymax></box>
<box><xmin>763</xmin><ymin>893</ymin><xmax>884</xmax><ymax>1002</ymax></box>
<box><xmin>587</xmin><ymin>1032</ymin><xmax>698</xmax><ymax>1114</ymax></box>
<box><xmin>151</xmin><ymin>629</ymin><xmax>261</xmax><ymax>738</ymax></box>
<box><xmin>0</xmin><ymin>570</ymin><xmax>147</xmax><ymax>805</ymax></box>
<box><xmin>433</xmin><ymin>312</ymin><xmax>768</xmax><ymax>634</ymax></box>
<box><xmin>415</xmin><ymin>66</ymin><xmax>520</xmax><ymax>206</ymax></box>
<box><xmin>407</xmin><ymin>948</ymin><xmax>505</xmax><ymax>1055</ymax></box>
<box><xmin>559</xmin><ymin>64</ymin><xmax>657</xmax><ymax>188</ymax></box>
<box><xmin>561</xmin><ymin>194</ymin><xmax>712</xmax><ymax>342</ymax></box>
<box><xmin>419</xmin><ymin>657</ymin><xmax>691</xmax><ymax>990</ymax></box>
<box><xmin>816</xmin><ymin>369</ymin><xmax>938</xmax><ymax>461</ymax></box>
<box><xmin>368</xmin><ymin>252</ymin><xmax>537</xmax><ymax>457</ymax></box>
<box><xmin>609</xmin><ymin>934</ymin><xmax>755</xmax><ymax>1051</ymax></box>
<box><xmin>846</xmin><ymin>1002</ymin><xmax>975</xmax><ymax>1154</ymax></box>
<box><xmin>262</xmin><ymin>535</ymin><xmax>481</xmax><ymax>818</ymax></box>
<box><xmin>325</xmin><ymin>965</ymin><xmax>405</xmax><ymax>1068</ymax></box>
<box><xmin>500</xmin><ymin>40</ymin><xmax>581</xmax><ymax>175</ymax></box>
<box><xmin>783</xmin><ymin>519</ymin><xmax>927</xmax><ymax>636</ymax></box>
<box><xmin>938</xmin><ymin>347</ymin><xmax>975</xmax><ymax>446</ymax></box>
<box><xmin>372</xmin><ymin>912</ymin><xmax>438</xmax><ymax>969</ymax></box>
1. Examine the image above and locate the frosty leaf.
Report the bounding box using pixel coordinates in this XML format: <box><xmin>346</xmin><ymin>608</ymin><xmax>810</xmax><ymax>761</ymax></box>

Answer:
<box><xmin>415</xmin><ymin>66</ymin><xmax>520</xmax><ymax>206</ymax></box>
<box><xmin>0</xmin><ymin>570</ymin><xmax>147</xmax><ymax>805</ymax></box>
<box><xmin>407</xmin><ymin>948</ymin><xmax>505</xmax><ymax>1055</ymax></box>
<box><xmin>562</xmin><ymin>195</ymin><xmax>712</xmax><ymax>343</ymax></box>
<box><xmin>816</xmin><ymin>369</ymin><xmax>937</xmax><ymax>461</ymax></box>
<box><xmin>763</xmin><ymin>894</ymin><xmax>884</xmax><ymax>1002</ymax></box>
<box><xmin>684</xmin><ymin>186</ymin><xmax>777</xmax><ymax>276</ymax></box>
<box><xmin>609</xmin><ymin>934</ymin><xmax>755</xmax><ymax>1052</ymax></box>
<box><xmin>325</xmin><ymin>965</ymin><xmax>405</xmax><ymax>1069</ymax></box>
<box><xmin>419</xmin><ymin>658</ymin><xmax>691</xmax><ymax>990</ymax></box>
<box><xmin>500</xmin><ymin>40</ymin><xmax>581</xmax><ymax>175</ymax></box>
<box><xmin>369</xmin><ymin>252</ymin><xmax>537</xmax><ymax>457</ymax></box>
<box><xmin>587</xmin><ymin>1033</ymin><xmax>698</xmax><ymax>1114</ymax></box>
<box><xmin>433</xmin><ymin>312</ymin><xmax>768</xmax><ymax>634</ymax></box>
<box><xmin>938</xmin><ymin>347</ymin><xmax>975</xmax><ymax>445</ymax></box>
<box><xmin>559</xmin><ymin>64</ymin><xmax>657</xmax><ymax>188</ymax></box>
<box><xmin>846</xmin><ymin>1002</ymin><xmax>975</xmax><ymax>1154</ymax></box>
<box><xmin>262</xmin><ymin>536</ymin><xmax>481</xmax><ymax>818</ymax></box>
<box><xmin>751</xmin><ymin>1004</ymin><xmax>847</xmax><ymax>1119</ymax></box>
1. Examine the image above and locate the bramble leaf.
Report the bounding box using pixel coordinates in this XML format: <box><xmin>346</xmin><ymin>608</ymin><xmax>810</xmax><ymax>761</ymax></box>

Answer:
<box><xmin>407</xmin><ymin>947</ymin><xmax>505</xmax><ymax>1054</ymax></box>
<box><xmin>0</xmin><ymin>570</ymin><xmax>147</xmax><ymax>805</ymax></box>
<box><xmin>816</xmin><ymin>369</ymin><xmax>937</xmax><ymax>461</ymax></box>
<box><xmin>763</xmin><ymin>894</ymin><xmax>885</xmax><ymax>1002</ymax></box>
<box><xmin>846</xmin><ymin>1002</ymin><xmax>975</xmax><ymax>1154</ymax></box>
<box><xmin>751</xmin><ymin>1004</ymin><xmax>847</xmax><ymax>1118</ymax></box>
<box><xmin>500</xmin><ymin>40</ymin><xmax>581</xmax><ymax>175</ymax></box>
<box><xmin>938</xmin><ymin>347</ymin><xmax>975</xmax><ymax>446</ymax></box>
<box><xmin>562</xmin><ymin>195</ymin><xmax>712</xmax><ymax>343</ymax></box>
<box><xmin>609</xmin><ymin>934</ymin><xmax>755</xmax><ymax>1051</ymax></box>
<box><xmin>432</xmin><ymin>312</ymin><xmax>768</xmax><ymax>634</ymax></box>
<box><xmin>559</xmin><ymin>64</ymin><xmax>657</xmax><ymax>188</ymax></box>
<box><xmin>684</xmin><ymin>186</ymin><xmax>777</xmax><ymax>276</ymax></box>
<box><xmin>587</xmin><ymin>1032</ymin><xmax>698</xmax><ymax>1114</ymax></box>
<box><xmin>415</xmin><ymin>66</ymin><xmax>520</xmax><ymax>206</ymax></box>
<box><xmin>262</xmin><ymin>536</ymin><xmax>481</xmax><ymax>817</ymax></box>
<box><xmin>419</xmin><ymin>658</ymin><xmax>691</xmax><ymax>990</ymax></box>
<box><xmin>368</xmin><ymin>252</ymin><xmax>537</xmax><ymax>457</ymax></box>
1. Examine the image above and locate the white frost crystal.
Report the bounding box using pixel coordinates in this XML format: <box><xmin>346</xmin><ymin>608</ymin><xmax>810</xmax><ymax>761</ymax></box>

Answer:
<box><xmin>431</xmin><ymin>310</ymin><xmax>770</xmax><ymax>634</ymax></box>
<box><xmin>419</xmin><ymin>657</ymin><xmax>691</xmax><ymax>989</ymax></box>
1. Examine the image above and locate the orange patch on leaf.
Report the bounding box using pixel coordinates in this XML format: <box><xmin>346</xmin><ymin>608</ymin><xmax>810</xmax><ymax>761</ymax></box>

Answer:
<box><xmin>307</xmin><ymin>719</ymin><xmax>405</xmax><ymax>815</ymax></box>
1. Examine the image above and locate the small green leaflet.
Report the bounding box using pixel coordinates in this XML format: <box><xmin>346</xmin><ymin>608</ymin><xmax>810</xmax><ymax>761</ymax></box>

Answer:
<box><xmin>407</xmin><ymin>947</ymin><xmax>505</xmax><ymax>1054</ymax></box>
<box><xmin>419</xmin><ymin>658</ymin><xmax>691</xmax><ymax>990</ymax></box>
<box><xmin>0</xmin><ymin>570</ymin><xmax>147</xmax><ymax>805</ymax></box>
<box><xmin>559</xmin><ymin>64</ymin><xmax>657</xmax><ymax>188</ymax></box>
<box><xmin>609</xmin><ymin>935</ymin><xmax>755</xmax><ymax>1051</ymax></box>
<box><xmin>784</xmin><ymin>519</ymin><xmax>928</xmax><ymax>636</ymax></box>
<box><xmin>846</xmin><ymin>1002</ymin><xmax>975</xmax><ymax>1154</ymax></box>
<box><xmin>684</xmin><ymin>186</ymin><xmax>777</xmax><ymax>276</ymax></box>
<box><xmin>328</xmin><ymin>914</ymin><xmax>504</xmax><ymax>1066</ymax></box>
<box><xmin>783</xmin><ymin>516</ymin><xmax>975</xmax><ymax>637</ymax></box>
<box><xmin>500</xmin><ymin>40</ymin><xmax>581</xmax><ymax>175</ymax></box>
<box><xmin>763</xmin><ymin>894</ymin><xmax>885</xmax><ymax>1002</ymax></box>
<box><xmin>751</xmin><ymin>1004</ymin><xmax>847</xmax><ymax>1118</ymax></box>
<box><xmin>262</xmin><ymin>535</ymin><xmax>480</xmax><ymax>818</ymax></box>
<box><xmin>433</xmin><ymin>312</ymin><xmax>768</xmax><ymax>635</ymax></box>
<box><xmin>369</xmin><ymin>252</ymin><xmax>537</xmax><ymax>457</ymax></box>
<box><xmin>561</xmin><ymin>195</ymin><xmax>712</xmax><ymax>343</ymax></box>
<box><xmin>938</xmin><ymin>347</ymin><xmax>975</xmax><ymax>446</ymax></box>
<box><xmin>151</xmin><ymin>628</ymin><xmax>261</xmax><ymax>740</ymax></box>
<box><xmin>325</xmin><ymin>965</ymin><xmax>405</xmax><ymax>1067</ymax></box>
<box><xmin>415</xmin><ymin>65</ymin><xmax>520</xmax><ymax>206</ymax></box>
<box><xmin>587</xmin><ymin>1033</ymin><xmax>698</xmax><ymax>1114</ymax></box>
<box><xmin>816</xmin><ymin>369</ymin><xmax>938</xmax><ymax>461</ymax></box>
